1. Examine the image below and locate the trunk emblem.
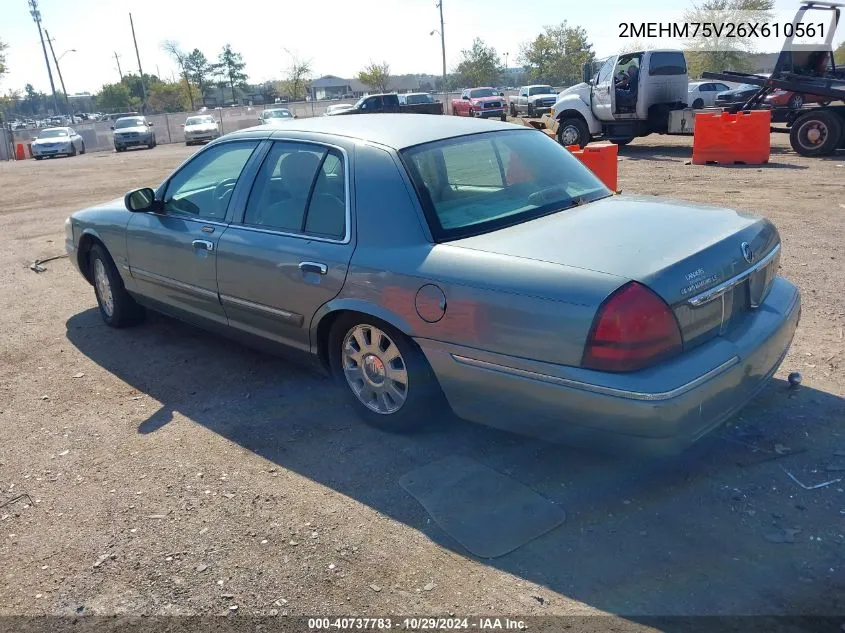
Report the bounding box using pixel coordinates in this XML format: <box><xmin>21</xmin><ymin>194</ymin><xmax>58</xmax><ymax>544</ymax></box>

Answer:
<box><xmin>741</xmin><ymin>242</ymin><xmax>753</xmax><ymax>264</ymax></box>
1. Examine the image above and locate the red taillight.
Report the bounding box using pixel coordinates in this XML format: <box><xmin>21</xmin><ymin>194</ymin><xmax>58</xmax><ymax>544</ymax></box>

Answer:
<box><xmin>583</xmin><ymin>282</ymin><xmax>682</xmax><ymax>372</ymax></box>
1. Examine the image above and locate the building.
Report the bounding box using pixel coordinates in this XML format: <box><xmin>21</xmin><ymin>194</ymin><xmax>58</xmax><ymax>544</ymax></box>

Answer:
<box><xmin>308</xmin><ymin>74</ymin><xmax>424</xmax><ymax>100</ymax></box>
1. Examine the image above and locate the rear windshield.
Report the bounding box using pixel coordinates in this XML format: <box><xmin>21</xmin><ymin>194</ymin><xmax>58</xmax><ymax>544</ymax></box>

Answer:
<box><xmin>115</xmin><ymin>118</ymin><xmax>145</xmax><ymax>128</ymax></box>
<box><xmin>404</xmin><ymin>94</ymin><xmax>433</xmax><ymax>104</ymax></box>
<box><xmin>648</xmin><ymin>52</ymin><xmax>687</xmax><ymax>75</ymax></box>
<box><xmin>401</xmin><ymin>130</ymin><xmax>611</xmax><ymax>241</ymax></box>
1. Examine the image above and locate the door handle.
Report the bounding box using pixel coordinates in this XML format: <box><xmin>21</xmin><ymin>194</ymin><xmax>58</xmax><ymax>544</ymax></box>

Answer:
<box><xmin>299</xmin><ymin>261</ymin><xmax>327</xmax><ymax>275</ymax></box>
<box><xmin>192</xmin><ymin>239</ymin><xmax>214</xmax><ymax>251</ymax></box>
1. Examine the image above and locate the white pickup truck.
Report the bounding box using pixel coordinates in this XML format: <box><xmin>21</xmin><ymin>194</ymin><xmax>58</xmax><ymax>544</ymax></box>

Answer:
<box><xmin>544</xmin><ymin>49</ymin><xmax>707</xmax><ymax>147</ymax></box>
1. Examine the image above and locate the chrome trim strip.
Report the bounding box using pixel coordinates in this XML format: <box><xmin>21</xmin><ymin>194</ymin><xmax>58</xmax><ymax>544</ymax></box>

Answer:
<box><xmin>219</xmin><ymin>294</ymin><xmax>304</xmax><ymax>326</ymax></box>
<box><xmin>131</xmin><ymin>267</ymin><xmax>219</xmax><ymax>300</ymax></box>
<box><xmin>450</xmin><ymin>354</ymin><xmax>740</xmax><ymax>402</ymax></box>
<box><xmin>687</xmin><ymin>244</ymin><xmax>781</xmax><ymax>308</ymax></box>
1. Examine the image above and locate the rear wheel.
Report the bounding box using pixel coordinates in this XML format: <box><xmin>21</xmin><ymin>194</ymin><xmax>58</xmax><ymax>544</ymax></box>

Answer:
<box><xmin>788</xmin><ymin>93</ymin><xmax>804</xmax><ymax>109</ymax></box>
<box><xmin>79</xmin><ymin>141</ymin><xmax>85</xmax><ymax>154</ymax></box>
<box><xmin>89</xmin><ymin>244</ymin><xmax>145</xmax><ymax>328</ymax></box>
<box><xmin>527</xmin><ymin>103</ymin><xmax>535</xmax><ymax>118</ymax></box>
<box><xmin>692</xmin><ymin>98</ymin><xmax>704</xmax><ymax>109</ymax></box>
<box><xmin>557</xmin><ymin>116</ymin><xmax>590</xmax><ymax>148</ymax></box>
<box><xmin>328</xmin><ymin>314</ymin><xmax>446</xmax><ymax>433</ymax></box>
<box><xmin>69</xmin><ymin>144</ymin><xmax>77</xmax><ymax>156</ymax></box>
<box><xmin>789</xmin><ymin>110</ymin><xmax>842</xmax><ymax>157</ymax></box>
<box><xmin>510</xmin><ymin>103</ymin><xmax>518</xmax><ymax>117</ymax></box>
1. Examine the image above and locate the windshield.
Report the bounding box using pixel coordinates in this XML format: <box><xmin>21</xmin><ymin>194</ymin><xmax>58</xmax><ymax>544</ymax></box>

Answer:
<box><xmin>115</xmin><ymin>118</ymin><xmax>145</xmax><ymax>129</ymax></box>
<box><xmin>405</xmin><ymin>94</ymin><xmax>433</xmax><ymax>104</ymax></box>
<box><xmin>528</xmin><ymin>86</ymin><xmax>555</xmax><ymax>95</ymax></box>
<box><xmin>186</xmin><ymin>116</ymin><xmax>215</xmax><ymax>125</ymax></box>
<box><xmin>264</xmin><ymin>109</ymin><xmax>292</xmax><ymax>118</ymax></box>
<box><xmin>401</xmin><ymin>130</ymin><xmax>611</xmax><ymax>241</ymax></box>
<box><xmin>38</xmin><ymin>129</ymin><xmax>69</xmax><ymax>138</ymax></box>
<box><xmin>469</xmin><ymin>88</ymin><xmax>497</xmax><ymax>98</ymax></box>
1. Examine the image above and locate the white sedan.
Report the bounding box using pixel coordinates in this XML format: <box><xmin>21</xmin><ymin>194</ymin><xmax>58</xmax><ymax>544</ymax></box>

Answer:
<box><xmin>31</xmin><ymin>127</ymin><xmax>85</xmax><ymax>159</ymax></box>
<box><xmin>183</xmin><ymin>114</ymin><xmax>221</xmax><ymax>146</ymax></box>
<box><xmin>687</xmin><ymin>81</ymin><xmax>732</xmax><ymax>109</ymax></box>
<box><xmin>324</xmin><ymin>103</ymin><xmax>355</xmax><ymax>116</ymax></box>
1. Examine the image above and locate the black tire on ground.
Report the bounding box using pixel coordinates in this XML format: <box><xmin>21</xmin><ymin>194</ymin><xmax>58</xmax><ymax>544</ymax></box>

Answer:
<box><xmin>115</xmin><ymin>146</ymin><xmax>123</xmax><ymax>153</ymax></box>
<box><xmin>80</xmin><ymin>141</ymin><xmax>85</xmax><ymax>154</ymax></box>
<box><xmin>148</xmin><ymin>140</ymin><xmax>155</xmax><ymax>149</ymax></box>
<box><xmin>692</xmin><ymin>98</ymin><xmax>704</xmax><ymax>109</ymax></box>
<box><xmin>34</xmin><ymin>156</ymin><xmax>43</xmax><ymax>160</ymax></box>
<box><xmin>788</xmin><ymin>93</ymin><xmax>804</xmax><ymax>109</ymax></box>
<box><xmin>89</xmin><ymin>244</ymin><xmax>146</xmax><ymax>328</ymax></box>
<box><xmin>510</xmin><ymin>103</ymin><xmax>518</xmax><ymax>117</ymax></box>
<box><xmin>789</xmin><ymin>110</ymin><xmax>843</xmax><ymax>157</ymax></box>
<box><xmin>328</xmin><ymin>313</ymin><xmax>447</xmax><ymax>433</ymax></box>
<box><xmin>527</xmin><ymin>103</ymin><xmax>535</xmax><ymax>118</ymax></box>
<box><xmin>69</xmin><ymin>144</ymin><xmax>77</xmax><ymax>156</ymax></box>
<box><xmin>820</xmin><ymin>100</ymin><xmax>831</xmax><ymax>107</ymax></box>
<box><xmin>557</xmin><ymin>116</ymin><xmax>590</xmax><ymax>148</ymax></box>
<box><xmin>500</xmin><ymin>112</ymin><xmax>507</xmax><ymax>122</ymax></box>
<box><xmin>186</xmin><ymin>141</ymin><xmax>192</xmax><ymax>146</ymax></box>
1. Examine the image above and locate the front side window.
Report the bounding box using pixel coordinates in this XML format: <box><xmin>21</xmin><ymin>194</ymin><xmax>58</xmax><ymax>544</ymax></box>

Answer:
<box><xmin>597</xmin><ymin>58</ymin><xmax>615</xmax><ymax>83</ymax></box>
<box><xmin>243</xmin><ymin>142</ymin><xmax>346</xmax><ymax>239</ymax></box>
<box><xmin>648</xmin><ymin>52</ymin><xmax>687</xmax><ymax>75</ymax></box>
<box><xmin>402</xmin><ymin>130</ymin><xmax>611</xmax><ymax>241</ymax></box>
<box><xmin>163</xmin><ymin>141</ymin><xmax>259</xmax><ymax>220</ymax></box>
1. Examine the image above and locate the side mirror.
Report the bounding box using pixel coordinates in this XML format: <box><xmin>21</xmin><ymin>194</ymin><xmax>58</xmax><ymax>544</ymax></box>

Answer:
<box><xmin>461</xmin><ymin>96</ymin><xmax>470</xmax><ymax>100</ymax></box>
<box><xmin>499</xmin><ymin>92</ymin><xmax>505</xmax><ymax>97</ymax></box>
<box><xmin>149</xmin><ymin>123</ymin><xmax>154</xmax><ymax>127</ymax></box>
<box><xmin>124</xmin><ymin>187</ymin><xmax>158</xmax><ymax>213</ymax></box>
<box><xmin>110</xmin><ymin>126</ymin><xmax>115</xmax><ymax>130</ymax></box>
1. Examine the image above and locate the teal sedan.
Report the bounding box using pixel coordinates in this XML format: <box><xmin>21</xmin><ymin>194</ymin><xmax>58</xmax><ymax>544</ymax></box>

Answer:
<box><xmin>65</xmin><ymin>115</ymin><xmax>800</xmax><ymax>454</ymax></box>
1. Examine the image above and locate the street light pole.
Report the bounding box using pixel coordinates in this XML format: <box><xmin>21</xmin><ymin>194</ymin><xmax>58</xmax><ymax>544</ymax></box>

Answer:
<box><xmin>437</xmin><ymin>1</ymin><xmax>446</xmax><ymax>110</ymax></box>
<box><xmin>28</xmin><ymin>0</ymin><xmax>60</xmax><ymax>116</ymax></box>
<box><xmin>45</xmin><ymin>31</ymin><xmax>74</xmax><ymax>115</ymax></box>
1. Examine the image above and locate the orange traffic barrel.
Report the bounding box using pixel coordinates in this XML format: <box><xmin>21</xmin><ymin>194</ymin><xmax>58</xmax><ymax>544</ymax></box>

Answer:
<box><xmin>692</xmin><ymin>110</ymin><xmax>771</xmax><ymax>165</ymax></box>
<box><xmin>567</xmin><ymin>142</ymin><xmax>619</xmax><ymax>192</ymax></box>
<box><xmin>15</xmin><ymin>143</ymin><xmax>25</xmax><ymax>160</ymax></box>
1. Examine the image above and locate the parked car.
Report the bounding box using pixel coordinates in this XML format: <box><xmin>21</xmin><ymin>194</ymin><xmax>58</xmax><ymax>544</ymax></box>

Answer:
<box><xmin>259</xmin><ymin>108</ymin><xmax>296</xmax><ymax>125</ymax></box>
<box><xmin>111</xmin><ymin>116</ymin><xmax>156</xmax><ymax>152</ymax></box>
<box><xmin>324</xmin><ymin>104</ymin><xmax>355</xmax><ymax>116</ymax></box>
<box><xmin>31</xmin><ymin>126</ymin><xmax>85</xmax><ymax>159</ymax></box>
<box><xmin>687</xmin><ymin>81</ymin><xmax>732</xmax><ymax>108</ymax></box>
<box><xmin>713</xmin><ymin>78</ymin><xmax>769</xmax><ymax>108</ymax></box>
<box><xmin>509</xmin><ymin>85</ymin><xmax>558</xmax><ymax>118</ymax></box>
<box><xmin>451</xmin><ymin>87</ymin><xmax>507</xmax><ymax>120</ymax></box>
<box><xmin>334</xmin><ymin>93</ymin><xmax>443</xmax><ymax>115</ymax></box>
<box><xmin>65</xmin><ymin>114</ymin><xmax>800</xmax><ymax>454</ymax></box>
<box><xmin>183</xmin><ymin>114</ymin><xmax>221</xmax><ymax>145</ymax></box>
<box><xmin>763</xmin><ymin>89</ymin><xmax>833</xmax><ymax>110</ymax></box>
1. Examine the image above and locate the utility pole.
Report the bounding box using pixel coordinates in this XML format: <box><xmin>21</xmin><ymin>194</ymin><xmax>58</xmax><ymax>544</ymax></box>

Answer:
<box><xmin>28</xmin><ymin>0</ymin><xmax>60</xmax><ymax>116</ymax></box>
<box><xmin>438</xmin><ymin>1</ymin><xmax>446</xmax><ymax>89</ymax></box>
<box><xmin>45</xmin><ymin>31</ymin><xmax>71</xmax><ymax>115</ymax></box>
<box><xmin>114</xmin><ymin>52</ymin><xmax>124</xmax><ymax>81</ymax></box>
<box><xmin>129</xmin><ymin>13</ymin><xmax>147</xmax><ymax>111</ymax></box>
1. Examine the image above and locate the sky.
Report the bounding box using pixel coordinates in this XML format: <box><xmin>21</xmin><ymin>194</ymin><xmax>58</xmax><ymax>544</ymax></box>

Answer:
<box><xmin>0</xmin><ymin>0</ymin><xmax>839</xmax><ymax>96</ymax></box>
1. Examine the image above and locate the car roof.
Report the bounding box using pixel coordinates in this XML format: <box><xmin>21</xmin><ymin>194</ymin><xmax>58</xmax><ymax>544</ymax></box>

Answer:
<box><xmin>524</xmin><ymin>84</ymin><xmax>553</xmax><ymax>88</ymax></box>
<box><xmin>228</xmin><ymin>114</ymin><xmax>522</xmax><ymax>150</ymax></box>
<box><xmin>116</xmin><ymin>115</ymin><xmax>144</xmax><ymax>121</ymax></box>
<box><xmin>41</xmin><ymin>126</ymin><xmax>71</xmax><ymax>132</ymax></box>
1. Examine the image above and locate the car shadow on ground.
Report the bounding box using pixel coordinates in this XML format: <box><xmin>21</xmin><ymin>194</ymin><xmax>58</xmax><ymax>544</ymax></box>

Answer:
<box><xmin>66</xmin><ymin>308</ymin><xmax>845</xmax><ymax>617</ymax></box>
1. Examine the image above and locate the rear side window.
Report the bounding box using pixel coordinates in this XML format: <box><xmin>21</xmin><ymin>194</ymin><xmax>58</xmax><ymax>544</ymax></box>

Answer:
<box><xmin>648</xmin><ymin>52</ymin><xmax>687</xmax><ymax>75</ymax></box>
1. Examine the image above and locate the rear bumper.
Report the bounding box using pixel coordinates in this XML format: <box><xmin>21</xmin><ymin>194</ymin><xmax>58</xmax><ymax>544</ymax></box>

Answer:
<box><xmin>417</xmin><ymin>277</ymin><xmax>801</xmax><ymax>455</ymax></box>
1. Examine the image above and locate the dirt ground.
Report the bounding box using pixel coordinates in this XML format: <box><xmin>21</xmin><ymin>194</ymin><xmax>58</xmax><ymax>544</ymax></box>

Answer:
<box><xmin>0</xmin><ymin>132</ymin><xmax>843</xmax><ymax>622</ymax></box>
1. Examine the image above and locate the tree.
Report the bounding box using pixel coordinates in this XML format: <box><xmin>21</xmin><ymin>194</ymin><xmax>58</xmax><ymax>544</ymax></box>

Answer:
<box><xmin>0</xmin><ymin>39</ymin><xmax>8</xmax><ymax>85</ymax></box>
<box><xmin>358</xmin><ymin>61</ymin><xmax>391</xmax><ymax>92</ymax></box>
<box><xmin>21</xmin><ymin>83</ymin><xmax>46</xmax><ymax>116</ymax></box>
<box><xmin>0</xmin><ymin>88</ymin><xmax>20</xmax><ymax>119</ymax></box>
<box><xmin>95</xmin><ymin>82</ymin><xmax>137</xmax><ymax>112</ymax></box>
<box><xmin>455</xmin><ymin>38</ymin><xmax>501</xmax><ymax>87</ymax></box>
<box><xmin>148</xmin><ymin>81</ymin><xmax>190</xmax><ymax>112</ymax></box>
<box><xmin>519</xmin><ymin>22</ymin><xmax>593</xmax><ymax>86</ymax></box>
<box><xmin>185</xmin><ymin>48</ymin><xmax>213</xmax><ymax>106</ymax></box>
<box><xmin>214</xmin><ymin>44</ymin><xmax>248</xmax><ymax>104</ymax></box>
<box><xmin>162</xmin><ymin>40</ymin><xmax>195</xmax><ymax>110</ymax></box>
<box><xmin>684</xmin><ymin>0</ymin><xmax>774</xmax><ymax>77</ymax></box>
<box><xmin>282</xmin><ymin>52</ymin><xmax>312</xmax><ymax>102</ymax></box>
<box><xmin>835</xmin><ymin>41</ymin><xmax>845</xmax><ymax>66</ymax></box>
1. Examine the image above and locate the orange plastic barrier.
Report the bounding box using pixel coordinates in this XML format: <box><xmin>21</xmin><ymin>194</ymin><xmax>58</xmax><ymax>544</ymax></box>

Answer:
<box><xmin>566</xmin><ymin>142</ymin><xmax>619</xmax><ymax>192</ymax></box>
<box><xmin>692</xmin><ymin>110</ymin><xmax>771</xmax><ymax>165</ymax></box>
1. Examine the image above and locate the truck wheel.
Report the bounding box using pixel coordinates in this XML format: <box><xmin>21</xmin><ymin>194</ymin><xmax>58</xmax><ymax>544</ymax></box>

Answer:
<box><xmin>510</xmin><ymin>103</ymin><xmax>517</xmax><ymax>117</ymax></box>
<box><xmin>557</xmin><ymin>117</ymin><xmax>589</xmax><ymax>148</ymax></box>
<box><xmin>527</xmin><ymin>103</ymin><xmax>535</xmax><ymax>118</ymax></box>
<box><xmin>789</xmin><ymin>110</ymin><xmax>842</xmax><ymax>157</ymax></box>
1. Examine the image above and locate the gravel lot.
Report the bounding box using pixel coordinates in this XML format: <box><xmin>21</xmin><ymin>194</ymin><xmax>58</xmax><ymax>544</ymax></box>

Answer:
<box><xmin>0</xmin><ymin>132</ymin><xmax>843</xmax><ymax>620</ymax></box>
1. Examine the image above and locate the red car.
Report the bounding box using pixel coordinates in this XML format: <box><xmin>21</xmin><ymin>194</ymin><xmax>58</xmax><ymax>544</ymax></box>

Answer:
<box><xmin>451</xmin><ymin>87</ymin><xmax>507</xmax><ymax>120</ymax></box>
<box><xmin>764</xmin><ymin>89</ymin><xmax>833</xmax><ymax>110</ymax></box>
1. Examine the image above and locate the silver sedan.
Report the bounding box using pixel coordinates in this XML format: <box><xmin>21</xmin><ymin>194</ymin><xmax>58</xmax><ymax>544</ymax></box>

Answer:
<box><xmin>31</xmin><ymin>127</ymin><xmax>85</xmax><ymax>159</ymax></box>
<box><xmin>64</xmin><ymin>115</ymin><xmax>800</xmax><ymax>455</ymax></box>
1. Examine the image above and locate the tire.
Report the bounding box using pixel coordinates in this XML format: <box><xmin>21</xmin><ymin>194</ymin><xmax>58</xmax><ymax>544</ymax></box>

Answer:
<box><xmin>820</xmin><ymin>100</ymin><xmax>831</xmax><ymax>107</ymax></box>
<box><xmin>147</xmin><ymin>140</ymin><xmax>155</xmax><ymax>149</ymax></box>
<box><xmin>557</xmin><ymin>116</ymin><xmax>590</xmax><ymax>148</ymax></box>
<box><xmin>328</xmin><ymin>314</ymin><xmax>446</xmax><ymax>433</ymax></box>
<box><xmin>789</xmin><ymin>110</ymin><xmax>842</xmax><ymax>157</ymax></box>
<box><xmin>89</xmin><ymin>244</ymin><xmax>145</xmax><ymax>328</ymax></box>
<box><xmin>510</xmin><ymin>103</ymin><xmax>517</xmax><ymax>117</ymax></box>
<box><xmin>115</xmin><ymin>146</ymin><xmax>123</xmax><ymax>153</ymax></box>
<box><xmin>69</xmin><ymin>144</ymin><xmax>77</xmax><ymax>157</ymax></box>
<box><xmin>788</xmin><ymin>93</ymin><xmax>804</xmax><ymax>110</ymax></box>
<box><xmin>80</xmin><ymin>141</ymin><xmax>85</xmax><ymax>155</ymax></box>
<box><xmin>186</xmin><ymin>141</ymin><xmax>192</xmax><ymax>146</ymax></box>
<box><xmin>34</xmin><ymin>156</ymin><xmax>43</xmax><ymax>160</ymax></box>
<box><xmin>692</xmin><ymin>98</ymin><xmax>704</xmax><ymax>109</ymax></box>
<box><xmin>500</xmin><ymin>112</ymin><xmax>507</xmax><ymax>122</ymax></box>
<box><xmin>527</xmin><ymin>103</ymin><xmax>535</xmax><ymax>118</ymax></box>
